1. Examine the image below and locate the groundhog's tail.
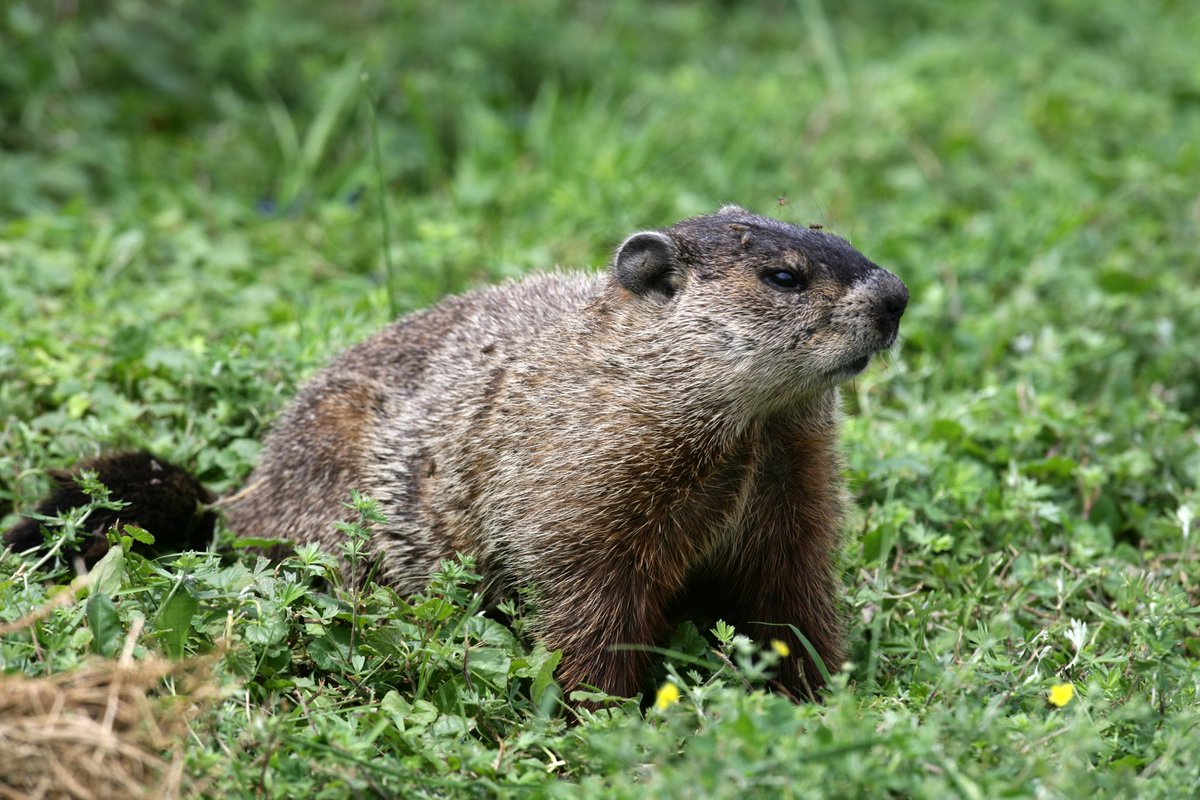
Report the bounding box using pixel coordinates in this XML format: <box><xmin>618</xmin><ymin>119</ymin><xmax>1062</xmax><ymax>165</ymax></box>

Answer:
<box><xmin>3</xmin><ymin>451</ymin><xmax>217</xmax><ymax>569</ymax></box>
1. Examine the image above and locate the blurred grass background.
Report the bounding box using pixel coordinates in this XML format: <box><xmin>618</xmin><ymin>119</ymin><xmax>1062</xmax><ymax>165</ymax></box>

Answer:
<box><xmin>2</xmin><ymin>0</ymin><xmax>1199</xmax><ymax>796</ymax></box>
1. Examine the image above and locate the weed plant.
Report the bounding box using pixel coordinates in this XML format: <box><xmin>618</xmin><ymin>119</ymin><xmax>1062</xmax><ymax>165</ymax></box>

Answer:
<box><xmin>2</xmin><ymin>0</ymin><xmax>1198</xmax><ymax>796</ymax></box>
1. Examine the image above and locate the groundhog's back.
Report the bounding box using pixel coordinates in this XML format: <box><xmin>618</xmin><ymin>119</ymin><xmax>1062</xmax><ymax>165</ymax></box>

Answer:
<box><xmin>224</xmin><ymin>271</ymin><xmax>603</xmax><ymax>587</ymax></box>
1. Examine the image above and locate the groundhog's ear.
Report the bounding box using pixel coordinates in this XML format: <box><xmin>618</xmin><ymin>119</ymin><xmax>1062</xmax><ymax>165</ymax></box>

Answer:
<box><xmin>613</xmin><ymin>231</ymin><xmax>682</xmax><ymax>300</ymax></box>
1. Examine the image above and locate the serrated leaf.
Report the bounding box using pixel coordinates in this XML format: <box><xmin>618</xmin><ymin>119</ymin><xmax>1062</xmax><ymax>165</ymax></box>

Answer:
<box><xmin>308</xmin><ymin>627</ymin><xmax>351</xmax><ymax>671</ymax></box>
<box><xmin>123</xmin><ymin>524</ymin><xmax>156</xmax><ymax>546</ymax></box>
<box><xmin>222</xmin><ymin>647</ymin><xmax>257</xmax><ymax>679</ymax></box>
<box><xmin>245</xmin><ymin>611</ymin><xmax>288</xmax><ymax>646</ymax></box>
<box><xmin>381</xmin><ymin>691</ymin><xmax>439</xmax><ymax>734</ymax></box>
<box><xmin>466</xmin><ymin>646</ymin><xmax>511</xmax><ymax>689</ymax></box>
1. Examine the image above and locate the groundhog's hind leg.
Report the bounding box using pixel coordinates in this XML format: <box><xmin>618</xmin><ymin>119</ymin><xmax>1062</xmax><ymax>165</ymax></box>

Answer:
<box><xmin>225</xmin><ymin>373</ymin><xmax>392</xmax><ymax>557</ymax></box>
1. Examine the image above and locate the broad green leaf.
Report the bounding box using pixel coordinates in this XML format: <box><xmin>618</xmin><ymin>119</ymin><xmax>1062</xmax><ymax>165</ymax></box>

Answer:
<box><xmin>156</xmin><ymin>585</ymin><xmax>198</xmax><ymax>658</ymax></box>
<box><xmin>86</xmin><ymin>593</ymin><xmax>122</xmax><ymax>657</ymax></box>
<box><xmin>89</xmin><ymin>545</ymin><xmax>125</xmax><ymax>597</ymax></box>
<box><xmin>532</xmin><ymin>648</ymin><xmax>563</xmax><ymax>706</ymax></box>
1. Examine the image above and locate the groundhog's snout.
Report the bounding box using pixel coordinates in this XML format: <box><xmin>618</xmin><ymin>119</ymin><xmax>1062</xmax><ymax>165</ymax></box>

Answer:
<box><xmin>875</xmin><ymin>271</ymin><xmax>909</xmax><ymax>341</ymax></box>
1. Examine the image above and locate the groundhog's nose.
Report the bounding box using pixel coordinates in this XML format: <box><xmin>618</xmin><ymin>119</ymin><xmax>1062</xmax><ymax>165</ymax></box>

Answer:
<box><xmin>877</xmin><ymin>274</ymin><xmax>909</xmax><ymax>337</ymax></box>
<box><xmin>884</xmin><ymin>278</ymin><xmax>909</xmax><ymax>320</ymax></box>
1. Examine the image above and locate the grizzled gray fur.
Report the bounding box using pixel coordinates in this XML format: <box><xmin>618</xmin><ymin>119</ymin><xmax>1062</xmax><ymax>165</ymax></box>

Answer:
<box><xmin>7</xmin><ymin>206</ymin><xmax>908</xmax><ymax>702</ymax></box>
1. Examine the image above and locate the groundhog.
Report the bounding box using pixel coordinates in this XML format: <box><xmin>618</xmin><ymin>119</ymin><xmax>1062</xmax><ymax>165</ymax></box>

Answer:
<box><xmin>6</xmin><ymin>205</ymin><xmax>908</xmax><ymax>701</ymax></box>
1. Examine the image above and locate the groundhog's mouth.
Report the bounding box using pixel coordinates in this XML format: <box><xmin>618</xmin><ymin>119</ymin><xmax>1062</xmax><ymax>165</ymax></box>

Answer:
<box><xmin>829</xmin><ymin>354</ymin><xmax>872</xmax><ymax>380</ymax></box>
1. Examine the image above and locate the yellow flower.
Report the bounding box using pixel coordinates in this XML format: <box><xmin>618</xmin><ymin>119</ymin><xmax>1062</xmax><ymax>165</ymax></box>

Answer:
<box><xmin>1048</xmin><ymin>682</ymin><xmax>1075</xmax><ymax>707</ymax></box>
<box><xmin>654</xmin><ymin>682</ymin><xmax>681</xmax><ymax>710</ymax></box>
<box><xmin>770</xmin><ymin>639</ymin><xmax>791</xmax><ymax>658</ymax></box>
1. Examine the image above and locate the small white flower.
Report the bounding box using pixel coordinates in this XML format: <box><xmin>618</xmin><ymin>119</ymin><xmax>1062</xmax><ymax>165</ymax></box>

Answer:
<box><xmin>1065</xmin><ymin>618</ymin><xmax>1088</xmax><ymax>654</ymax></box>
<box><xmin>1176</xmin><ymin>504</ymin><xmax>1193</xmax><ymax>540</ymax></box>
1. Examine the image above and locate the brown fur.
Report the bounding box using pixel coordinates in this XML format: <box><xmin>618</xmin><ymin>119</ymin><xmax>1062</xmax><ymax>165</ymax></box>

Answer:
<box><xmin>6</xmin><ymin>206</ymin><xmax>908</xmax><ymax>702</ymax></box>
<box><xmin>229</xmin><ymin>205</ymin><xmax>908</xmax><ymax>699</ymax></box>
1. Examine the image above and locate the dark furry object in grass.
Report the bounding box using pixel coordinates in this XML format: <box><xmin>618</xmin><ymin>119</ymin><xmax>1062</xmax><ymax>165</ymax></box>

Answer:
<box><xmin>4</xmin><ymin>452</ymin><xmax>216</xmax><ymax>568</ymax></box>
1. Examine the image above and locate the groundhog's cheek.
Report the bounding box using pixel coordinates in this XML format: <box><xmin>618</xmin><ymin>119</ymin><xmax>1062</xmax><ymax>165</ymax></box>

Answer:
<box><xmin>799</xmin><ymin>331</ymin><xmax>849</xmax><ymax>369</ymax></box>
<box><xmin>712</xmin><ymin>326</ymin><xmax>761</xmax><ymax>368</ymax></box>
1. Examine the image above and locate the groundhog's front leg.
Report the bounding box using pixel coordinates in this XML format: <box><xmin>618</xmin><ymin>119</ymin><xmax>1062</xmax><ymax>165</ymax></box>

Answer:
<box><xmin>731</xmin><ymin>571</ymin><xmax>845</xmax><ymax>699</ymax></box>
<box><xmin>716</xmin><ymin>518</ymin><xmax>846</xmax><ymax>700</ymax></box>
<box><xmin>534</xmin><ymin>567</ymin><xmax>673</xmax><ymax>701</ymax></box>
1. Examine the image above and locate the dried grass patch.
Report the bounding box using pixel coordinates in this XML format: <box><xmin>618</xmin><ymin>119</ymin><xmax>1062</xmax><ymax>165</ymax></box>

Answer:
<box><xmin>0</xmin><ymin>615</ymin><xmax>220</xmax><ymax>800</ymax></box>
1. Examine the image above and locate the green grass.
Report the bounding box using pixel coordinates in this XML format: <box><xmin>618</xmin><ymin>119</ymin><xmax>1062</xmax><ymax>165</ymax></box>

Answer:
<box><xmin>2</xmin><ymin>0</ymin><xmax>1199</xmax><ymax>796</ymax></box>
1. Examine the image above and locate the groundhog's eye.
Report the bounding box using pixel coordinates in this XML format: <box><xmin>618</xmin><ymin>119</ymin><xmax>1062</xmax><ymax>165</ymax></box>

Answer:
<box><xmin>764</xmin><ymin>269</ymin><xmax>803</xmax><ymax>290</ymax></box>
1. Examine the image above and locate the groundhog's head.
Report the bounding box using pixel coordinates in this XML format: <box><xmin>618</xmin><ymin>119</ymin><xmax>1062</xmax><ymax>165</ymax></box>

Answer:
<box><xmin>610</xmin><ymin>205</ymin><xmax>908</xmax><ymax>406</ymax></box>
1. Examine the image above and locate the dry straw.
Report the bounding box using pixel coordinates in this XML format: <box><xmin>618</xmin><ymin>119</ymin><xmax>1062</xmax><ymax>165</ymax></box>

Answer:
<box><xmin>0</xmin><ymin>584</ymin><xmax>220</xmax><ymax>800</ymax></box>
